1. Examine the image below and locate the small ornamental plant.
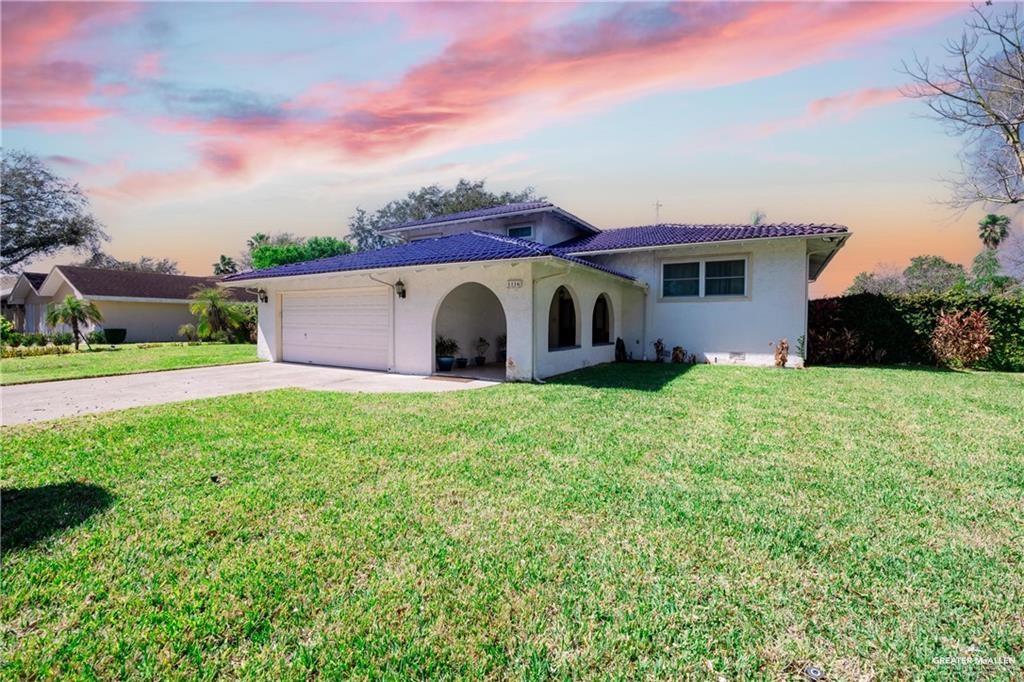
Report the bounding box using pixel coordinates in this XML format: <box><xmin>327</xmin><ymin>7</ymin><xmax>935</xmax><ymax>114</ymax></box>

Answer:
<box><xmin>653</xmin><ymin>338</ymin><xmax>667</xmax><ymax>362</ymax></box>
<box><xmin>931</xmin><ymin>309</ymin><xmax>992</xmax><ymax>368</ymax></box>
<box><xmin>772</xmin><ymin>338</ymin><xmax>790</xmax><ymax>368</ymax></box>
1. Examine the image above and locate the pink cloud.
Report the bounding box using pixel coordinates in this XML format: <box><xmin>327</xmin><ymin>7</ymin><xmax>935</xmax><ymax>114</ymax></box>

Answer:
<box><xmin>757</xmin><ymin>85</ymin><xmax>908</xmax><ymax>137</ymax></box>
<box><xmin>133</xmin><ymin>52</ymin><xmax>163</xmax><ymax>79</ymax></box>
<box><xmin>106</xmin><ymin>2</ymin><xmax>961</xmax><ymax>199</ymax></box>
<box><xmin>1</xmin><ymin>2</ymin><xmax>136</xmax><ymax>126</ymax></box>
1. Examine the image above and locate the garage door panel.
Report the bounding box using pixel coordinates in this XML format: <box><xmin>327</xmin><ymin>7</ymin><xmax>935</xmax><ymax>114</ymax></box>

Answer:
<box><xmin>281</xmin><ymin>288</ymin><xmax>390</xmax><ymax>369</ymax></box>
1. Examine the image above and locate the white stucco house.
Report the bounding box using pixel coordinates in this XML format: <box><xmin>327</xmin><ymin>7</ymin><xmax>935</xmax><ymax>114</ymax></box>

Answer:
<box><xmin>222</xmin><ymin>202</ymin><xmax>849</xmax><ymax>381</ymax></box>
<box><xmin>3</xmin><ymin>266</ymin><xmax>253</xmax><ymax>342</ymax></box>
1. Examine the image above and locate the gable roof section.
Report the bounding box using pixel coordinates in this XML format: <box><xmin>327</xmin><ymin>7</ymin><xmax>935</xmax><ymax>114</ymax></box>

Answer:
<box><xmin>41</xmin><ymin>266</ymin><xmax>254</xmax><ymax>301</ymax></box>
<box><xmin>379</xmin><ymin>201</ymin><xmax>600</xmax><ymax>235</ymax></box>
<box><xmin>3</xmin><ymin>272</ymin><xmax>49</xmax><ymax>303</ymax></box>
<box><xmin>222</xmin><ymin>231</ymin><xmax>634</xmax><ymax>283</ymax></box>
<box><xmin>556</xmin><ymin>223</ymin><xmax>849</xmax><ymax>254</ymax></box>
<box><xmin>22</xmin><ymin>272</ymin><xmax>47</xmax><ymax>290</ymax></box>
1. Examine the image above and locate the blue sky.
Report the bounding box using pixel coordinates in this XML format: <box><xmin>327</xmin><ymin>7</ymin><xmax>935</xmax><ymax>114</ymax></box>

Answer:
<box><xmin>1</xmin><ymin>2</ymin><xmax>994</xmax><ymax>294</ymax></box>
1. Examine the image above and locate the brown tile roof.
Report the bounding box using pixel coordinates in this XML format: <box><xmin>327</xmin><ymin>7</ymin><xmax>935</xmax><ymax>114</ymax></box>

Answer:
<box><xmin>56</xmin><ymin>266</ymin><xmax>255</xmax><ymax>301</ymax></box>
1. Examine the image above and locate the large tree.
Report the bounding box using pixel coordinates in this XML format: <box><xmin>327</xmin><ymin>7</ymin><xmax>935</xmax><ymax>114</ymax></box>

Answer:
<box><xmin>347</xmin><ymin>179</ymin><xmax>543</xmax><ymax>251</ymax></box>
<box><xmin>249</xmin><ymin>235</ymin><xmax>352</xmax><ymax>270</ymax></box>
<box><xmin>213</xmin><ymin>255</ymin><xmax>239</xmax><ymax>275</ymax></box>
<box><xmin>1</xmin><ymin>150</ymin><xmax>108</xmax><ymax>271</ymax></box>
<box><xmin>75</xmin><ymin>251</ymin><xmax>181</xmax><ymax>274</ymax></box>
<box><xmin>902</xmin><ymin>255</ymin><xmax>967</xmax><ymax>293</ymax></box>
<box><xmin>239</xmin><ymin>232</ymin><xmax>304</xmax><ymax>269</ymax></box>
<box><xmin>903</xmin><ymin>5</ymin><xmax>1024</xmax><ymax>207</ymax></box>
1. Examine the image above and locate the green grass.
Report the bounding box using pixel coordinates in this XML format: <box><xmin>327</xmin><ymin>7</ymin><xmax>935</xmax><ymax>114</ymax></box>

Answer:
<box><xmin>0</xmin><ymin>343</ymin><xmax>259</xmax><ymax>385</ymax></box>
<box><xmin>3</xmin><ymin>364</ymin><xmax>1022</xmax><ymax>679</ymax></box>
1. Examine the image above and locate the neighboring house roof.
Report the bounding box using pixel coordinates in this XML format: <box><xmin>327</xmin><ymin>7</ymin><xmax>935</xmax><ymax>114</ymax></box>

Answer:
<box><xmin>556</xmin><ymin>223</ymin><xmax>850</xmax><ymax>254</ymax></box>
<box><xmin>379</xmin><ymin>201</ymin><xmax>600</xmax><ymax>235</ymax></box>
<box><xmin>223</xmin><ymin>231</ymin><xmax>635</xmax><ymax>283</ymax></box>
<box><xmin>39</xmin><ymin>266</ymin><xmax>255</xmax><ymax>301</ymax></box>
<box><xmin>3</xmin><ymin>272</ymin><xmax>48</xmax><ymax>304</ymax></box>
<box><xmin>22</xmin><ymin>272</ymin><xmax>48</xmax><ymax>290</ymax></box>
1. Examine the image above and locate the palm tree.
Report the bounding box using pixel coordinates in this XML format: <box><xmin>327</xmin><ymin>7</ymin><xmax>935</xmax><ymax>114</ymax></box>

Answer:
<box><xmin>978</xmin><ymin>214</ymin><xmax>1010</xmax><ymax>250</ymax></box>
<box><xmin>45</xmin><ymin>295</ymin><xmax>103</xmax><ymax>350</ymax></box>
<box><xmin>213</xmin><ymin>254</ymin><xmax>238</xmax><ymax>275</ymax></box>
<box><xmin>189</xmin><ymin>287</ymin><xmax>246</xmax><ymax>340</ymax></box>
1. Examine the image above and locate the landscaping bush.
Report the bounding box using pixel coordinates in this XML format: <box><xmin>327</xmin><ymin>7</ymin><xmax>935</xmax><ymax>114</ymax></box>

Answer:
<box><xmin>0</xmin><ymin>316</ymin><xmax>13</xmax><ymax>343</ymax></box>
<box><xmin>931</xmin><ymin>310</ymin><xmax>992</xmax><ymax>368</ymax></box>
<box><xmin>23</xmin><ymin>332</ymin><xmax>48</xmax><ymax>347</ymax></box>
<box><xmin>2</xmin><ymin>344</ymin><xmax>75</xmax><ymax>359</ymax></box>
<box><xmin>103</xmin><ymin>328</ymin><xmax>127</xmax><ymax>344</ymax></box>
<box><xmin>52</xmin><ymin>331</ymin><xmax>75</xmax><ymax>346</ymax></box>
<box><xmin>86</xmin><ymin>330</ymin><xmax>107</xmax><ymax>345</ymax></box>
<box><xmin>5</xmin><ymin>331</ymin><xmax>25</xmax><ymax>347</ymax></box>
<box><xmin>808</xmin><ymin>293</ymin><xmax>1024</xmax><ymax>371</ymax></box>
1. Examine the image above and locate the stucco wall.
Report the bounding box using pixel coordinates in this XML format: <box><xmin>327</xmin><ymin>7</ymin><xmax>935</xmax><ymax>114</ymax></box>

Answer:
<box><xmin>93</xmin><ymin>301</ymin><xmax>197</xmax><ymax>342</ymax></box>
<box><xmin>393</xmin><ymin>212</ymin><xmax>583</xmax><ymax>246</ymax></box>
<box><xmin>531</xmin><ymin>261</ymin><xmax>640</xmax><ymax>378</ymax></box>
<box><xmin>254</xmin><ymin>261</ymin><xmax>536</xmax><ymax>380</ymax></box>
<box><xmin>591</xmin><ymin>238</ymin><xmax>809</xmax><ymax>366</ymax></box>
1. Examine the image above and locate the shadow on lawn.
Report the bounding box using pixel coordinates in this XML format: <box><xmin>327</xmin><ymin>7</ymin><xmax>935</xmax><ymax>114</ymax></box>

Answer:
<box><xmin>2</xmin><ymin>482</ymin><xmax>113</xmax><ymax>552</ymax></box>
<box><xmin>547</xmin><ymin>361</ymin><xmax>694</xmax><ymax>391</ymax></box>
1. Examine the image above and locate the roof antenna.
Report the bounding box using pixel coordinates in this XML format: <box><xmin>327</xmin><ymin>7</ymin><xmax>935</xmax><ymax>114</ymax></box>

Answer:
<box><xmin>654</xmin><ymin>199</ymin><xmax>663</xmax><ymax>223</ymax></box>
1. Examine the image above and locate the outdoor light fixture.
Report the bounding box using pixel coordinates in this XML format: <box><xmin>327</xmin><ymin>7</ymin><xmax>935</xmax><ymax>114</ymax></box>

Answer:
<box><xmin>257</xmin><ymin>289</ymin><xmax>268</xmax><ymax>303</ymax></box>
<box><xmin>394</xmin><ymin>280</ymin><xmax>407</xmax><ymax>299</ymax></box>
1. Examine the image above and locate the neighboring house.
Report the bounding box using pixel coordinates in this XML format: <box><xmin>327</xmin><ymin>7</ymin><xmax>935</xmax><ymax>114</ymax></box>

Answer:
<box><xmin>4</xmin><ymin>266</ymin><xmax>253</xmax><ymax>342</ymax></box>
<box><xmin>222</xmin><ymin>202</ymin><xmax>849</xmax><ymax>380</ymax></box>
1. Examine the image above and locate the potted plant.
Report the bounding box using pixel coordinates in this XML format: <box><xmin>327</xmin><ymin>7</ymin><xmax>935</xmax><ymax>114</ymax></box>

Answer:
<box><xmin>435</xmin><ymin>335</ymin><xmax>459</xmax><ymax>371</ymax></box>
<box><xmin>474</xmin><ymin>336</ymin><xmax>490</xmax><ymax>366</ymax></box>
<box><xmin>496</xmin><ymin>334</ymin><xmax>507</xmax><ymax>363</ymax></box>
<box><xmin>455</xmin><ymin>357</ymin><xmax>469</xmax><ymax>369</ymax></box>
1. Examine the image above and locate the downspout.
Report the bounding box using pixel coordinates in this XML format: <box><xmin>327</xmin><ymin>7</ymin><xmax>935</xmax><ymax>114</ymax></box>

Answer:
<box><xmin>367</xmin><ymin>274</ymin><xmax>397</xmax><ymax>372</ymax></box>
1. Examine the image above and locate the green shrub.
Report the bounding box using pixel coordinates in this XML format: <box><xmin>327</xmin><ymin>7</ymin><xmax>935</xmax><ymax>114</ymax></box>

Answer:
<box><xmin>52</xmin><ymin>331</ymin><xmax>75</xmax><ymax>346</ymax></box>
<box><xmin>1</xmin><ymin>344</ymin><xmax>76</xmax><ymax>359</ymax></box>
<box><xmin>86</xmin><ymin>330</ymin><xmax>107</xmax><ymax>345</ymax></box>
<box><xmin>0</xmin><ymin>316</ymin><xmax>13</xmax><ymax>343</ymax></box>
<box><xmin>808</xmin><ymin>293</ymin><xmax>1024</xmax><ymax>371</ymax></box>
<box><xmin>23</xmin><ymin>332</ymin><xmax>48</xmax><ymax>347</ymax></box>
<box><xmin>5</xmin><ymin>331</ymin><xmax>25</xmax><ymax>347</ymax></box>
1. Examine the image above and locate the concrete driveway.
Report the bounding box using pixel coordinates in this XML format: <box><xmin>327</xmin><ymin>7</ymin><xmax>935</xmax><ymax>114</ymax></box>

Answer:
<box><xmin>1</xmin><ymin>362</ymin><xmax>499</xmax><ymax>425</ymax></box>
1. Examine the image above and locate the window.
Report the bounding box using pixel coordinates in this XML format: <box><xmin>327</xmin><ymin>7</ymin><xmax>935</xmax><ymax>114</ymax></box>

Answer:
<box><xmin>548</xmin><ymin>286</ymin><xmax>577</xmax><ymax>349</ymax></box>
<box><xmin>662</xmin><ymin>258</ymin><xmax>748</xmax><ymax>299</ymax></box>
<box><xmin>662</xmin><ymin>262</ymin><xmax>700</xmax><ymax>297</ymax></box>
<box><xmin>592</xmin><ymin>294</ymin><xmax>611</xmax><ymax>345</ymax></box>
<box><xmin>507</xmin><ymin>225</ymin><xmax>533</xmax><ymax>240</ymax></box>
<box><xmin>704</xmin><ymin>259</ymin><xmax>746</xmax><ymax>296</ymax></box>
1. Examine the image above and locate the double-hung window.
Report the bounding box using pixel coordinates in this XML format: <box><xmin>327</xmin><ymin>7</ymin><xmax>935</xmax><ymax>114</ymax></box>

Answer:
<box><xmin>661</xmin><ymin>258</ymin><xmax>747</xmax><ymax>299</ymax></box>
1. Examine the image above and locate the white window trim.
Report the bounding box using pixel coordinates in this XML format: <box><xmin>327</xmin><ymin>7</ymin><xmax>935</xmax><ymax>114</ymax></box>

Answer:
<box><xmin>658</xmin><ymin>253</ymin><xmax>751</xmax><ymax>302</ymax></box>
<box><xmin>507</xmin><ymin>224</ymin><xmax>534</xmax><ymax>239</ymax></box>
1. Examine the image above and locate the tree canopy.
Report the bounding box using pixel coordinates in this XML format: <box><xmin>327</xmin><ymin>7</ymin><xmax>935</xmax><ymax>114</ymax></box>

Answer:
<box><xmin>249</xmin><ymin>235</ymin><xmax>352</xmax><ymax>270</ymax></box>
<box><xmin>75</xmin><ymin>251</ymin><xmax>181</xmax><ymax>274</ymax></box>
<box><xmin>347</xmin><ymin>179</ymin><xmax>543</xmax><ymax>251</ymax></box>
<box><xmin>1</xmin><ymin>150</ymin><xmax>108</xmax><ymax>272</ymax></box>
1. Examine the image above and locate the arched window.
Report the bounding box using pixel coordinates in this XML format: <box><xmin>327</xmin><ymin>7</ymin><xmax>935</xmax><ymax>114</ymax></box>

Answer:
<box><xmin>592</xmin><ymin>294</ymin><xmax>611</xmax><ymax>345</ymax></box>
<box><xmin>548</xmin><ymin>286</ymin><xmax>577</xmax><ymax>349</ymax></box>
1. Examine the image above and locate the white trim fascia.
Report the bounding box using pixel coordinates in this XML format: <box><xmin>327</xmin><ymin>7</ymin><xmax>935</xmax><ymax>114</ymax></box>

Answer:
<box><xmin>37</xmin><ymin>266</ymin><xmax>85</xmax><ymax>299</ymax></box>
<box><xmin>565</xmin><ymin>232</ymin><xmax>849</xmax><ymax>257</ymax></box>
<box><xmin>219</xmin><ymin>254</ymin><xmax>638</xmax><ymax>288</ymax></box>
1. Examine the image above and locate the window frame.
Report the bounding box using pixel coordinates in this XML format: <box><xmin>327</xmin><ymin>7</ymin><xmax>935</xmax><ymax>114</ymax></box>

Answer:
<box><xmin>507</xmin><ymin>224</ymin><xmax>534</xmax><ymax>240</ymax></box>
<box><xmin>659</xmin><ymin>254</ymin><xmax>751</xmax><ymax>302</ymax></box>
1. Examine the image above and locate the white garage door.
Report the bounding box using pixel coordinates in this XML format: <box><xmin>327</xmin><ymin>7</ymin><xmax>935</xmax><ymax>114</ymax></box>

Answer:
<box><xmin>281</xmin><ymin>287</ymin><xmax>390</xmax><ymax>370</ymax></box>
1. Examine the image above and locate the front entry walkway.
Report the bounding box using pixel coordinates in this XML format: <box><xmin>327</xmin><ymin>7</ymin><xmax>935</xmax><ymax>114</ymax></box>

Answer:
<box><xmin>1</xmin><ymin>362</ymin><xmax>499</xmax><ymax>425</ymax></box>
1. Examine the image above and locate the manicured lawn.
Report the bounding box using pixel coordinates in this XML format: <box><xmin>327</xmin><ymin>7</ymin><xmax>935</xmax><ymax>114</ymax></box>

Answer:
<box><xmin>2</xmin><ymin>364</ymin><xmax>1022</xmax><ymax>679</ymax></box>
<box><xmin>0</xmin><ymin>343</ymin><xmax>259</xmax><ymax>385</ymax></box>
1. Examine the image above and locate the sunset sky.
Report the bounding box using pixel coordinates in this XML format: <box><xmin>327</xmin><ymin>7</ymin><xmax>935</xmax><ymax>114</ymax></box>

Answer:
<box><xmin>1</xmin><ymin>1</ymin><xmax>1001</xmax><ymax>295</ymax></box>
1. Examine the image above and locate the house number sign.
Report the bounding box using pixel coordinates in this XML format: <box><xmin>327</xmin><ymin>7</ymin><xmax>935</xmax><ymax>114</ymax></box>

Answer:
<box><xmin>507</xmin><ymin>279</ymin><xmax>523</xmax><ymax>289</ymax></box>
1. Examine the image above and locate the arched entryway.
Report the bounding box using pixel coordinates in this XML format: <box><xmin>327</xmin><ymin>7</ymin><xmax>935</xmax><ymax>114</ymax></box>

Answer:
<box><xmin>433</xmin><ymin>282</ymin><xmax>508</xmax><ymax>380</ymax></box>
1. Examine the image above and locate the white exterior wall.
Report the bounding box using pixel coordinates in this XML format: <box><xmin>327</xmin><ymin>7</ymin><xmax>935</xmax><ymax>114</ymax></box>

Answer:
<box><xmin>389</xmin><ymin>212</ymin><xmax>583</xmax><ymax>246</ymax></box>
<box><xmin>591</xmin><ymin>238</ymin><xmax>808</xmax><ymax>367</ymax></box>
<box><xmin>531</xmin><ymin>262</ymin><xmax>641</xmax><ymax>378</ymax></box>
<box><xmin>435</xmin><ymin>283</ymin><xmax>506</xmax><ymax>363</ymax></box>
<box><xmin>253</xmin><ymin>261</ymin><xmax>536</xmax><ymax>380</ymax></box>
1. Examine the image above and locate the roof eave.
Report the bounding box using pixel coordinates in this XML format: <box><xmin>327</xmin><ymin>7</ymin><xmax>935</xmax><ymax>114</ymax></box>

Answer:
<box><xmin>379</xmin><ymin>206</ymin><xmax>600</xmax><ymax>236</ymax></box>
<box><xmin>563</xmin><ymin>230</ymin><xmax>851</xmax><ymax>256</ymax></box>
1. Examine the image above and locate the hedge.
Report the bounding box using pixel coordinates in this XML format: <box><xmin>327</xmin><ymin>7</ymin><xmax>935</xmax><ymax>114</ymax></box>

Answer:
<box><xmin>807</xmin><ymin>293</ymin><xmax>1024</xmax><ymax>372</ymax></box>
